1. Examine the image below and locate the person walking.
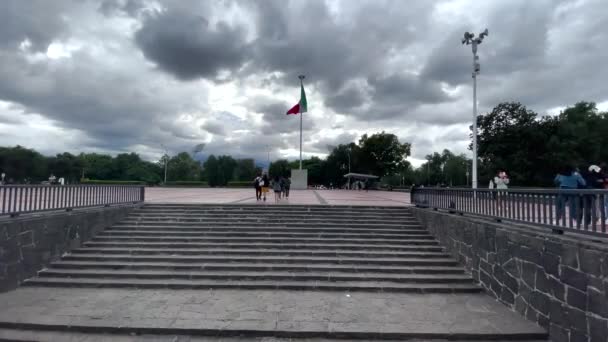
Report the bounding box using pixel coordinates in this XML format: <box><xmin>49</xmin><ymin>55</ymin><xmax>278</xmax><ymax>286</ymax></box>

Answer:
<box><xmin>261</xmin><ymin>173</ymin><xmax>270</xmax><ymax>202</ymax></box>
<box><xmin>272</xmin><ymin>175</ymin><xmax>282</xmax><ymax>203</ymax></box>
<box><xmin>284</xmin><ymin>177</ymin><xmax>291</xmax><ymax>199</ymax></box>
<box><xmin>253</xmin><ymin>174</ymin><xmax>262</xmax><ymax>201</ymax></box>
<box><xmin>555</xmin><ymin>165</ymin><xmax>586</xmax><ymax>223</ymax></box>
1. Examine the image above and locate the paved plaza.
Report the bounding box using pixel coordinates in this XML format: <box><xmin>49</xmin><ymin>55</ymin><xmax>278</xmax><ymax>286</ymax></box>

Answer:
<box><xmin>144</xmin><ymin>188</ymin><xmax>410</xmax><ymax>206</ymax></box>
<box><xmin>0</xmin><ymin>288</ymin><xmax>545</xmax><ymax>340</ymax></box>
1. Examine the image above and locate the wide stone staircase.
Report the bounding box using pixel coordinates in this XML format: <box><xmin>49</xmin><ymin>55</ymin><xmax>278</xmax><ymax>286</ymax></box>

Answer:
<box><xmin>0</xmin><ymin>204</ymin><xmax>548</xmax><ymax>341</ymax></box>
<box><xmin>25</xmin><ymin>204</ymin><xmax>479</xmax><ymax>292</ymax></box>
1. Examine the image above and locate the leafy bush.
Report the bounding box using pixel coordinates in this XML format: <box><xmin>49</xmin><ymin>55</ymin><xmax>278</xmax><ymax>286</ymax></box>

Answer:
<box><xmin>80</xmin><ymin>179</ymin><xmax>145</xmax><ymax>185</ymax></box>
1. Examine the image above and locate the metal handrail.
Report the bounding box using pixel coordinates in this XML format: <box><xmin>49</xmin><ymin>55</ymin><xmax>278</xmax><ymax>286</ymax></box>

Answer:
<box><xmin>412</xmin><ymin>187</ymin><xmax>608</xmax><ymax>236</ymax></box>
<box><xmin>0</xmin><ymin>185</ymin><xmax>145</xmax><ymax>217</ymax></box>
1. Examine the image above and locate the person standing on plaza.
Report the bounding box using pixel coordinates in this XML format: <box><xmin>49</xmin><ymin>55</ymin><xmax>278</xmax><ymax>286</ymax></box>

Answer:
<box><xmin>284</xmin><ymin>177</ymin><xmax>291</xmax><ymax>199</ymax></box>
<box><xmin>555</xmin><ymin>165</ymin><xmax>586</xmax><ymax>222</ymax></box>
<box><xmin>261</xmin><ymin>173</ymin><xmax>270</xmax><ymax>202</ymax></box>
<box><xmin>494</xmin><ymin>170</ymin><xmax>509</xmax><ymax>190</ymax></box>
<box><xmin>579</xmin><ymin>165</ymin><xmax>603</xmax><ymax>225</ymax></box>
<box><xmin>272</xmin><ymin>175</ymin><xmax>282</xmax><ymax>203</ymax></box>
<box><xmin>253</xmin><ymin>174</ymin><xmax>262</xmax><ymax>201</ymax></box>
<box><xmin>493</xmin><ymin>170</ymin><xmax>509</xmax><ymax>214</ymax></box>
<box><xmin>601</xmin><ymin>163</ymin><xmax>608</xmax><ymax>218</ymax></box>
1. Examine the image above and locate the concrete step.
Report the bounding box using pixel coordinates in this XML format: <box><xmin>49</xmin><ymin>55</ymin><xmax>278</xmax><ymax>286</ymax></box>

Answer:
<box><xmin>131</xmin><ymin>215</ymin><xmax>415</xmax><ymax>222</ymax></box>
<box><xmin>48</xmin><ymin>260</ymin><xmax>463</xmax><ymax>273</ymax></box>
<box><xmin>22</xmin><ymin>277</ymin><xmax>482</xmax><ymax>293</ymax></box>
<box><xmin>0</xmin><ymin>327</ymin><xmax>551</xmax><ymax>341</ymax></box>
<box><xmin>61</xmin><ymin>254</ymin><xmax>458</xmax><ymax>266</ymax></box>
<box><xmin>136</xmin><ymin>210</ymin><xmax>413</xmax><ymax>217</ymax></box>
<box><xmin>117</xmin><ymin>220</ymin><xmax>419</xmax><ymax>229</ymax></box>
<box><xmin>140</xmin><ymin>204</ymin><xmax>410</xmax><ymax>211</ymax></box>
<box><xmin>137</xmin><ymin>208</ymin><xmax>412</xmax><ymax>214</ymax></box>
<box><xmin>91</xmin><ymin>235</ymin><xmax>436</xmax><ymax>244</ymax></box>
<box><xmin>70</xmin><ymin>247</ymin><xmax>445</xmax><ymax>258</ymax></box>
<box><xmin>123</xmin><ymin>218</ymin><xmax>420</xmax><ymax>225</ymax></box>
<box><xmin>128</xmin><ymin>212</ymin><xmax>416</xmax><ymax>220</ymax></box>
<box><xmin>83</xmin><ymin>241</ymin><xmax>442</xmax><ymax>250</ymax></box>
<box><xmin>0</xmin><ymin>323</ymin><xmax>547</xmax><ymax>342</ymax></box>
<box><xmin>97</xmin><ymin>230</ymin><xmax>432</xmax><ymax>239</ymax></box>
<box><xmin>36</xmin><ymin>269</ymin><xmax>475</xmax><ymax>284</ymax></box>
<box><xmin>106</xmin><ymin>225</ymin><xmax>427</xmax><ymax>234</ymax></box>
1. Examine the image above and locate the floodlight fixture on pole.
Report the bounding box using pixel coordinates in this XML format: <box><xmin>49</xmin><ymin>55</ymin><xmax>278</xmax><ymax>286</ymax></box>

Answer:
<box><xmin>462</xmin><ymin>28</ymin><xmax>488</xmax><ymax>189</ymax></box>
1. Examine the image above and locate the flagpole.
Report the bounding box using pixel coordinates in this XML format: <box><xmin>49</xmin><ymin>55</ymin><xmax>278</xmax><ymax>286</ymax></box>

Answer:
<box><xmin>298</xmin><ymin>75</ymin><xmax>305</xmax><ymax>170</ymax></box>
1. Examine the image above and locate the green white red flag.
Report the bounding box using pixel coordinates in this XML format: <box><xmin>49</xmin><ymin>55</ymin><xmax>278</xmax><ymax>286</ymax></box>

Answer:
<box><xmin>286</xmin><ymin>84</ymin><xmax>308</xmax><ymax>115</ymax></box>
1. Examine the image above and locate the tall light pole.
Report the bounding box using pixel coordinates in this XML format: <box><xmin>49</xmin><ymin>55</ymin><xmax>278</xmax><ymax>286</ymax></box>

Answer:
<box><xmin>298</xmin><ymin>75</ymin><xmax>305</xmax><ymax>170</ymax></box>
<box><xmin>347</xmin><ymin>147</ymin><xmax>351</xmax><ymax>174</ymax></box>
<box><xmin>161</xmin><ymin>144</ymin><xmax>169</xmax><ymax>184</ymax></box>
<box><xmin>462</xmin><ymin>28</ymin><xmax>488</xmax><ymax>190</ymax></box>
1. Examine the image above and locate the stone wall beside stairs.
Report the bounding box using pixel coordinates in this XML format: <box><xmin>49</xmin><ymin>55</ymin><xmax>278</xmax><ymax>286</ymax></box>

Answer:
<box><xmin>411</xmin><ymin>207</ymin><xmax>608</xmax><ymax>342</ymax></box>
<box><xmin>0</xmin><ymin>205</ymin><xmax>138</xmax><ymax>292</ymax></box>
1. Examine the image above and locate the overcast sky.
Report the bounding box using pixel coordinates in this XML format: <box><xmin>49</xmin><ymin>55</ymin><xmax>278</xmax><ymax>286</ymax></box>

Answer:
<box><xmin>0</xmin><ymin>0</ymin><xmax>607</xmax><ymax>167</ymax></box>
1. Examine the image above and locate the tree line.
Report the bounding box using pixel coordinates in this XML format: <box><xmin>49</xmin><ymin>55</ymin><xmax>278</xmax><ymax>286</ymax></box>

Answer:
<box><xmin>1</xmin><ymin>100</ymin><xmax>603</xmax><ymax>188</ymax></box>
<box><xmin>0</xmin><ymin>132</ymin><xmax>411</xmax><ymax>187</ymax></box>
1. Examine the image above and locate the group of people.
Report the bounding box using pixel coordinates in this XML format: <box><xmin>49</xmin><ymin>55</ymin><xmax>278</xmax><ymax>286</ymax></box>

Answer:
<box><xmin>554</xmin><ymin>164</ymin><xmax>608</xmax><ymax>225</ymax></box>
<box><xmin>253</xmin><ymin>173</ymin><xmax>291</xmax><ymax>203</ymax></box>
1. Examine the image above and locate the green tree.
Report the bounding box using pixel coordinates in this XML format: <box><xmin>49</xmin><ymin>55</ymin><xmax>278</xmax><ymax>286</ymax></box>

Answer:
<box><xmin>324</xmin><ymin>143</ymin><xmax>360</xmax><ymax>187</ymax></box>
<box><xmin>0</xmin><ymin>145</ymin><xmax>48</xmax><ymax>183</ymax></box>
<box><xmin>216</xmin><ymin>155</ymin><xmax>237</xmax><ymax>186</ymax></box>
<box><xmin>168</xmin><ymin>152</ymin><xmax>200</xmax><ymax>181</ymax></box>
<box><xmin>235</xmin><ymin>158</ymin><xmax>257</xmax><ymax>181</ymax></box>
<box><xmin>48</xmin><ymin>152</ymin><xmax>84</xmax><ymax>183</ymax></box>
<box><xmin>80</xmin><ymin>153</ymin><xmax>114</xmax><ymax>180</ymax></box>
<box><xmin>269</xmin><ymin>159</ymin><xmax>291</xmax><ymax>178</ymax></box>
<box><xmin>203</xmin><ymin>155</ymin><xmax>220</xmax><ymax>186</ymax></box>
<box><xmin>357</xmin><ymin>132</ymin><xmax>411</xmax><ymax>177</ymax></box>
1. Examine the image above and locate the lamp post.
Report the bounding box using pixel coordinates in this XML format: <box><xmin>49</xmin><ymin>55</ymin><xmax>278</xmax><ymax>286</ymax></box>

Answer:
<box><xmin>161</xmin><ymin>144</ymin><xmax>169</xmax><ymax>184</ymax></box>
<box><xmin>462</xmin><ymin>28</ymin><xmax>488</xmax><ymax>190</ymax></box>
<box><xmin>298</xmin><ymin>75</ymin><xmax>305</xmax><ymax>170</ymax></box>
<box><xmin>347</xmin><ymin>147</ymin><xmax>351</xmax><ymax>174</ymax></box>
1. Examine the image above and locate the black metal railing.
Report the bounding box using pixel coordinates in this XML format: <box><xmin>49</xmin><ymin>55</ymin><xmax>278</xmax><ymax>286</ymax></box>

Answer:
<box><xmin>412</xmin><ymin>188</ymin><xmax>608</xmax><ymax>236</ymax></box>
<box><xmin>0</xmin><ymin>185</ymin><xmax>145</xmax><ymax>217</ymax></box>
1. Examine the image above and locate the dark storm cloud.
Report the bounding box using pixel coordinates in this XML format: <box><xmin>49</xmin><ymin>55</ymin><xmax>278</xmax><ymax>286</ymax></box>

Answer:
<box><xmin>134</xmin><ymin>8</ymin><xmax>249</xmax><ymax>80</ymax></box>
<box><xmin>244</xmin><ymin>0</ymin><xmax>450</xmax><ymax>119</ymax></box>
<box><xmin>0</xmin><ymin>0</ymin><xmax>70</xmax><ymax>51</ymax></box>
<box><xmin>0</xmin><ymin>49</ymin><xmax>201</xmax><ymax>153</ymax></box>
<box><xmin>324</xmin><ymin>85</ymin><xmax>367</xmax><ymax>114</ymax></box>
<box><xmin>369</xmin><ymin>74</ymin><xmax>452</xmax><ymax>106</ymax></box>
<box><xmin>310</xmin><ymin>132</ymin><xmax>358</xmax><ymax>153</ymax></box>
<box><xmin>201</xmin><ymin>120</ymin><xmax>226</xmax><ymax>136</ymax></box>
<box><xmin>250</xmin><ymin>97</ymin><xmax>317</xmax><ymax>135</ymax></box>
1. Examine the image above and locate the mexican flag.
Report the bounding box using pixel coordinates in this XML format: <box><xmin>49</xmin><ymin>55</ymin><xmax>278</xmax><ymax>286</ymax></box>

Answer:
<box><xmin>286</xmin><ymin>84</ymin><xmax>308</xmax><ymax>115</ymax></box>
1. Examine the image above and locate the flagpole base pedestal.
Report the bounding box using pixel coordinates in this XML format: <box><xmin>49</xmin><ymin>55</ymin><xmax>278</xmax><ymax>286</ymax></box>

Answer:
<box><xmin>290</xmin><ymin>169</ymin><xmax>308</xmax><ymax>190</ymax></box>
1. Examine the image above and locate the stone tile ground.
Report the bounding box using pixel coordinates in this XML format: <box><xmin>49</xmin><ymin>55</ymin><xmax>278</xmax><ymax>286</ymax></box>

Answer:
<box><xmin>144</xmin><ymin>188</ymin><xmax>410</xmax><ymax>207</ymax></box>
<box><xmin>0</xmin><ymin>288</ymin><xmax>545</xmax><ymax>338</ymax></box>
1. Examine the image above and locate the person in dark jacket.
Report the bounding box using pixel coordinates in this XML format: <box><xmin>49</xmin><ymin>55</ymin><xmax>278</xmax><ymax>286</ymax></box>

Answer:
<box><xmin>579</xmin><ymin>165</ymin><xmax>603</xmax><ymax>225</ymax></box>
<box><xmin>555</xmin><ymin>165</ymin><xmax>586</xmax><ymax>222</ymax></box>
<box><xmin>253</xmin><ymin>174</ymin><xmax>262</xmax><ymax>201</ymax></box>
